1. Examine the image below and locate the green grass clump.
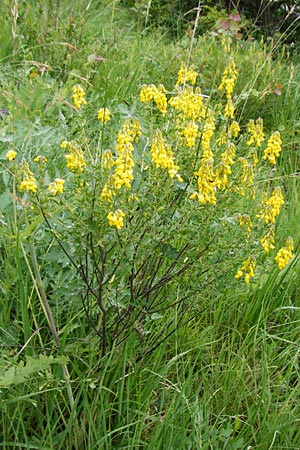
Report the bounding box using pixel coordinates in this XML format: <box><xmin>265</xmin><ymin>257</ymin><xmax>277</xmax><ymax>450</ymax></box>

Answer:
<box><xmin>0</xmin><ymin>1</ymin><xmax>299</xmax><ymax>449</ymax></box>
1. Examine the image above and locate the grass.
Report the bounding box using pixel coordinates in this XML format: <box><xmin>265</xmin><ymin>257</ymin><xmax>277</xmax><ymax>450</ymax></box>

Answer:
<box><xmin>0</xmin><ymin>1</ymin><xmax>300</xmax><ymax>449</ymax></box>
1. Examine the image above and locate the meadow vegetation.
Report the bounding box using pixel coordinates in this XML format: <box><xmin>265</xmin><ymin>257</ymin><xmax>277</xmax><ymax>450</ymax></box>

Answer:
<box><xmin>0</xmin><ymin>1</ymin><xmax>300</xmax><ymax>449</ymax></box>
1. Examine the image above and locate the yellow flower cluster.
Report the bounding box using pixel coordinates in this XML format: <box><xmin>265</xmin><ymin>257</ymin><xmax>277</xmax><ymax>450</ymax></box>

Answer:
<box><xmin>237</xmin><ymin>157</ymin><xmax>255</xmax><ymax>196</ymax></box>
<box><xmin>247</xmin><ymin>118</ymin><xmax>265</xmax><ymax>147</ymax></box>
<box><xmin>72</xmin><ymin>85</ymin><xmax>87</xmax><ymax>109</ymax></box>
<box><xmin>256</xmin><ymin>187</ymin><xmax>284</xmax><ymax>224</ymax></box>
<box><xmin>182</xmin><ymin>122</ymin><xmax>198</xmax><ymax>147</ymax></box>
<box><xmin>101</xmin><ymin>149</ymin><xmax>115</xmax><ymax>169</ymax></box>
<box><xmin>275</xmin><ymin>237</ymin><xmax>294</xmax><ymax>270</ymax></box>
<box><xmin>235</xmin><ymin>256</ymin><xmax>256</xmax><ymax>284</ymax></box>
<box><xmin>140</xmin><ymin>84</ymin><xmax>167</xmax><ymax>115</ymax></box>
<box><xmin>150</xmin><ymin>130</ymin><xmax>182</xmax><ymax>181</ymax></box>
<box><xmin>33</xmin><ymin>155</ymin><xmax>48</xmax><ymax>164</ymax></box>
<box><xmin>218</xmin><ymin>58</ymin><xmax>237</xmax><ymax>118</ymax></box>
<box><xmin>228</xmin><ymin>121</ymin><xmax>240</xmax><ymax>138</ymax></box>
<box><xmin>6</xmin><ymin>150</ymin><xmax>17</xmax><ymax>161</ymax></box>
<box><xmin>176</xmin><ymin>63</ymin><xmax>198</xmax><ymax>85</ymax></box>
<box><xmin>190</xmin><ymin>159</ymin><xmax>216</xmax><ymax>205</ymax></box>
<box><xmin>190</xmin><ymin>110</ymin><xmax>218</xmax><ymax>204</ymax></box>
<box><xmin>107</xmin><ymin>209</ymin><xmax>125</xmax><ymax>230</ymax></box>
<box><xmin>215</xmin><ymin>142</ymin><xmax>236</xmax><ymax>190</ymax></box>
<box><xmin>19</xmin><ymin>160</ymin><xmax>37</xmax><ymax>194</ymax></box>
<box><xmin>100</xmin><ymin>118</ymin><xmax>141</xmax><ymax>202</ymax></box>
<box><xmin>261</xmin><ymin>227</ymin><xmax>275</xmax><ymax>253</ymax></box>
<box><xmin>112</xmin><ymin>118</ymin><xmax>141</xmax><ymax>189</ymax></box>
<box><xmin>97</xmin><ymin>107</ymin><xmax>111</xmax><ymax>124</ymax></box>
<box><xmin>61</xmin><ymin>140</ymin><xmax>86</xmax><ymax>173</ymax></box>
<box><xmin>263</xmin><ymin>131</ymin><xmax>282</xmax><ymax>164</ymax></box>
<box><xmin>169</xmin><ymin>86</ymin><xmax>204</xmax><ymax>120</ymax></box>
<box><xmin>201</xmin><ymin>111</ymin><xmax>216</xmax><ymax>159</ymax></box>
<box><xmin>219</xmin><ymin>59</ymin><xmax>237</xmax><ymax>98</ymax></box>
<box><xmin>48</xmin><ymin>178</ymin><xmax>65</xmax><ymax>195</ymax></box>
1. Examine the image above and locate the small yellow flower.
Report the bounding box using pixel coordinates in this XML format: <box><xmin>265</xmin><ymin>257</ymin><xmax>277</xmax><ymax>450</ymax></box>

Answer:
<box><xmin>275</xmin><ymin>237</ymin><xmax>294</xmax><ymax>270</ymax></box>
<box><xmin>48</xmin><ymin>178</ymin><xmax>65</xmax><ymax>195</ymax></box>
<box><xmin>6</xmin><ymin>150</ymin><xmax>17</xmax><ymax>161</ymax></box>
<box><xmin>33</xmin><ymin>155</ymin><xmax>48</xmax><ymax>164</ymax></box>
<box><xmin>107</xmin><ymin>209</ymin><xmax>125</xmax><ymax>229</ymax></box>
<box><xmin>98</xmin><ymin>107</ymin><xmax>111</xmax><ymax>124</ymax></box>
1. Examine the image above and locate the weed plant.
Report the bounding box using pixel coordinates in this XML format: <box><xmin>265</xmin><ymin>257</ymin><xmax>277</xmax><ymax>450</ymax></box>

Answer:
<box><xmin>0</xmin><ymin>1</ymin><xmax>299</xmax><ymax>449</ymax></box>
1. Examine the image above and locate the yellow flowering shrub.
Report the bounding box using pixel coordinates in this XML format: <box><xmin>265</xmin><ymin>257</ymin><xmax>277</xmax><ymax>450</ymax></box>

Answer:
<box><xmin>5</xmin><ymin>49</ymin><xmax>294</xmax><ymax>358</ymax></box>
<box><xmin>3</xmin><ymin>52</ymin><xmax>296</xmax><ymax>355</ymax></box>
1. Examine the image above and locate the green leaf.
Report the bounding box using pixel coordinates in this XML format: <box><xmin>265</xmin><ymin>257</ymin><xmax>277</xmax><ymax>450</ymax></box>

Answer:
<box><xmin>0</xmin><ymin>354</ymin><xmax>69</xmax><ymax>387</ymax></box>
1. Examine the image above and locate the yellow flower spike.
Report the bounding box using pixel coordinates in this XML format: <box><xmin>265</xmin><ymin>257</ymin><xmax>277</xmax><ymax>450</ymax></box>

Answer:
<box><xmin>215</xmin><ymin>142</ymin><xmax>236</xmax><ymax>190</ymax></box>
<box><xmin>191</xmin><ymin>159</ymin><xmax>216</xmax><ymax>205</ymax></box>
<box><xmin>263</xmin><ymin>131</ymin><xmax>282</xmax><ymax>165</ymax></box>
<box><xmin>19</xmin><ymin>160</ymin><xmax>38</xmax><ymax>194</ymax></box>
<box><xmin>247</xmin><ymin>118</ymin><xmax>265</xmax><ymax>147</ymax></box>
<box><xmin>228</xmin><ymin>121</ymin><xmax>240</xmax><ymax>138</ymax></box>
<box><xmin>97</xmin><ymin>107</ymin><xmax>111</xmax><ymax>124</ymax></box>
<box><xmin>169</xmin><ymin>86</ymin><xmax>204</xmax><ymax>121</ymax></box>
<box><xmin>236</xmin><ymin>157</ymin><xmax>255</xmax><ymax>195</ymax></box>
<box><xmin>6</xmin><ymin>150</ymin><xmax>17</xmax><ymax>161</ymax></box>
<box><xmin>150</xmin><ymin>130</ymin><xmax>181</xmax><ymax>180</ymax></box>
<box><xmin>64</xmin><ymin>140</ymin><xmax>86</xmax><ymax>173</ymax></box>
<box><xmin>107</xmin><ymin>209</ymin><xmax>125</xmax><ymax>229</ymax></box>
<box><xmin>140</xmin><ymin>84</ymin><xmax>167</xmax><ymax>115</ymax></box>
<box><xmin>235</xmin><ymin>256</ymin><xmax>256</xmax><ymax>284</ymax></box>
<box><xmin>224</xmin><ymin>98</ymin><xmax>235</xmax><ymax>119</ymax></box>
<box><xmin>201</xmin><ymin>111</ymin><xmax>215</xmax><ymax>160</ymax></box>
<box><xmin>218</xmin><ymin>58</ymin><xmax>237</xmax><ymax>99</ymax></box>
<box><xmin>19</xmin><ymin>177</ymin><xmax>37</xmax><ymax>193</ymax></box>
<box><xmin>256</xmin><ymin>187</ymin><xmax>284</xmax><ymax>224</ymax></box>
<box><xmin>182</xmin><ymin>122</ymin><xmax>198</xmax><ymax>147</ymax></box>
<box><xmin>102</xmin><ymin>149</ymin><xmax>115</xmax><ymax>169</ymax></box>
<box><xmin>72</xmin><ymin>84</ymin><xmax>87</xmax><ymax>109</ymax></box>
<box><xmin>100</xmin><ymin>118</ymin><xmax>141</xmax><ymax>203</ymax></box>
<box><xmin>275</xmin><ymin>237</ymin><xmax>294</xmax><ymax>270</ymax></box>
<box><xmin>260</xmin><ymin>227</ymin><xmax>275</xmax><ymax>253</ymax></box>
<box><xmin>176</xmin><ymin>63</ymin><xmax>198</xmax><ymax>85</ymax></box>
<box><xmin>48</xmin><ymin>178</ymin><xmax>65</xmax><ymax>195</ymax></box>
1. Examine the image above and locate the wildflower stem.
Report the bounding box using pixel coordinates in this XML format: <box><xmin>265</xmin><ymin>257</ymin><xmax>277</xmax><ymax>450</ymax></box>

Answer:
<box><xmin>187</xmin><ymin>0</ymin><xmax>201</xmax><ymax>66</ymax></box>
<box><xmin>23</xmin><ymin>212</ymin><xmax>79</xmax><ymax>444</ymax></box>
